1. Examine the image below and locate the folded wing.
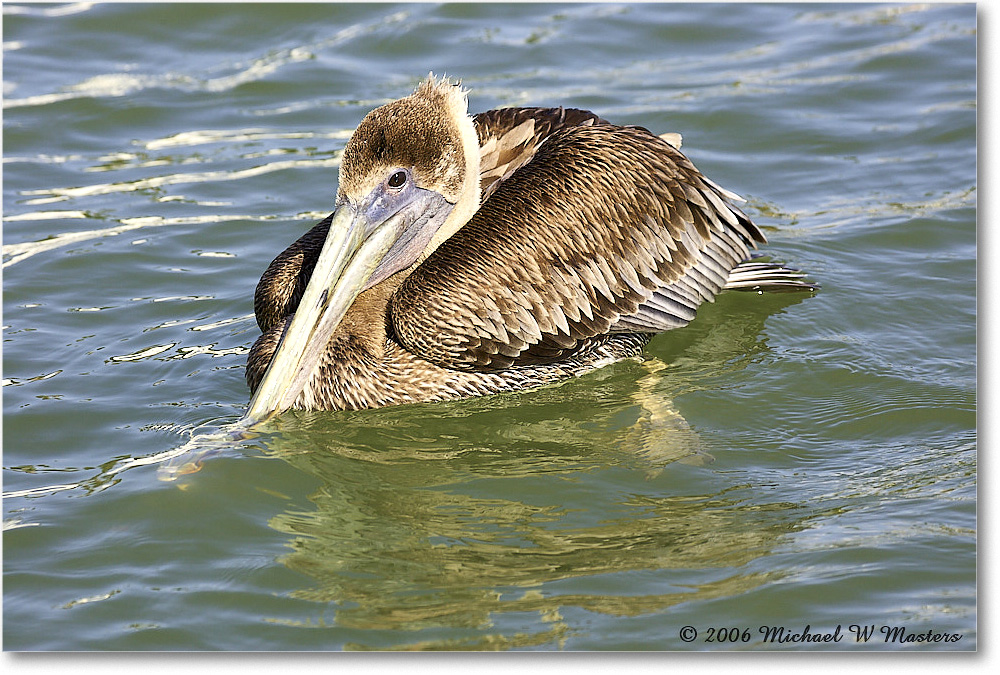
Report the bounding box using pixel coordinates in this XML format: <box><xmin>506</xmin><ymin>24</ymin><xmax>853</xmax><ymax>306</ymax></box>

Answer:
<box><xmin>391</xmin><ymin>109</ymin><xmax>767</xmax><ymax>370</ymax></box>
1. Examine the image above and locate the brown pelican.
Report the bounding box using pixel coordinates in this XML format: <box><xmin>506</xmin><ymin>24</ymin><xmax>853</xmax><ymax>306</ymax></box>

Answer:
<box><xmin>243</xmin><ymin>75</ymin><xmax>813</xmax><ymax>423</ymax></box>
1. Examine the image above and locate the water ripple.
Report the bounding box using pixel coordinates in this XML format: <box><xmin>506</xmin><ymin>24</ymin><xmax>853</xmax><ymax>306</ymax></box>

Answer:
<box><xmin>4</xmin><ymin>216</ymin><xmax>225</xmax><ymax>268</ymax></box>
<box><xmin>19</xmin><ymin>156</ymin><xmax>342</xmax><ymax>206</ymax></box>
<box><xmin>2</xmin><ymin>2</ymin><xmax>94</xmax><ymax>18</ymax></box>
<box><xmin>3</xmin><ymin>8</ymin><xmax>412</xmax><ymax>110</ymax></box>
<box><xmin>144</xmin><ymin>128</ymin><xmax>353</xmax><ymax>152</ymax></box>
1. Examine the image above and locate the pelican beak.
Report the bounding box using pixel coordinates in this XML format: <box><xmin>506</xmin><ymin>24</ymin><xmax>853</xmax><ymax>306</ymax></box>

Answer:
<box><xmin>242</xmin><ymin>203</ymin><xmax>385</xmax><ymax>426</ymax></box>
<box><xmin>240</xmin><ymin>186</ymin><xmax>452</xmax><ymax>426</ymax></box>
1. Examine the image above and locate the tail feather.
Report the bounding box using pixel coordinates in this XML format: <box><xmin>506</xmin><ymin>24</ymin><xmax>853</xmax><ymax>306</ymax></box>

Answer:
<box><xmin>724</xmin><ymin>258</ymin><xmax>818</xmax><ymax>293</ymax></box>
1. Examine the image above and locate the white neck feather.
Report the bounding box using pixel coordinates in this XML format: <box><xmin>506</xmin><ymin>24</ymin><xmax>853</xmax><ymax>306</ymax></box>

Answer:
<box><xmin>420</xmin><ymin>77</ymin><xmax>481</xmax><ymax>262</ymax></box>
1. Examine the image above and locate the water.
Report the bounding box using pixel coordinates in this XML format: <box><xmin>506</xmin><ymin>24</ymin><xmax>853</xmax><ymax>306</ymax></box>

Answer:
<box><xmin>2</xmin><ymin>2</ymin><xmax>976</xmax><ymax>651</ymax></box>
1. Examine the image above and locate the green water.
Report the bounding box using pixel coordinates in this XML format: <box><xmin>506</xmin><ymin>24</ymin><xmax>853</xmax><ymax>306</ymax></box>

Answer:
<box><xmin>3</xmin><ymin>2</ymin><xmax>976</xmax><ymax>651</ymax></box>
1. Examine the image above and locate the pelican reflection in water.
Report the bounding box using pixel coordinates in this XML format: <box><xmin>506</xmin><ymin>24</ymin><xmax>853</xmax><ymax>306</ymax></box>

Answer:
<box><xmin>244</xmin><ymin>75</ymin><xmax>814</xmax><ymax>424</ymax></box>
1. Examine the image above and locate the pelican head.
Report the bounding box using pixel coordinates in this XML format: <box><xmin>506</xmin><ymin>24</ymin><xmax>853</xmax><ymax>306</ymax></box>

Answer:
<box><xmin>243</xmin><ymin>75</ymin><xmax>481</xmax><ymax>424</ymax></box>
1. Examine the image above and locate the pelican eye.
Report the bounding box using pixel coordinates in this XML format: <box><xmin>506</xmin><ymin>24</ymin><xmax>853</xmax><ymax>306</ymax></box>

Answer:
<box><xmin>387</xmin><ymin>170</ymin><xmax>408</xmax><ymax>189</ymax></box>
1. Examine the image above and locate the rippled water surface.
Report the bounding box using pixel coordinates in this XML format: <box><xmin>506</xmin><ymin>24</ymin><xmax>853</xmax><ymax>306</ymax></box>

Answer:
<box><xmin>3</xmin><ymin>2</ymin><xmax>976</xmax><ymax>651</ymax></box>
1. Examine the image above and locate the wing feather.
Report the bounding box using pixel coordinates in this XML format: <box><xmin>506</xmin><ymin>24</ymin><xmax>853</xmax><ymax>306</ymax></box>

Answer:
<box><xmin>252</xmin><ymin>214</ymin><xmax>331</xmax><ymax>333</ymax></box>
<box><xmin>474</xmin><ymin>106</ymin><xmax>608</xmax><ymax>200</ymax></box>
<box><xmin>391</xmin><ymin>118</ymin><xmax>768</xmax><ymax>370</ymax></box>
